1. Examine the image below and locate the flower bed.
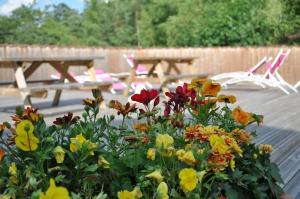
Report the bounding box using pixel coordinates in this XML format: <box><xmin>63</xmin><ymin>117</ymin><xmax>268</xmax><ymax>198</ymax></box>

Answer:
<box><xmin>0</xmin><ymin>79</ymin><xmax>284</xmax><ymax>199</ymax></box>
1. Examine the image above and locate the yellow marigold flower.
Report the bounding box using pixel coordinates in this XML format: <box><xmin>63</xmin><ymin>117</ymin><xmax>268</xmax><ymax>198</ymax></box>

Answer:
<box><xmin>53</xmin><ymin>146</ymin><xmax>65</xmax><ymax>164</ymax></box>
<box><xmin>197</xmin><ymin>170</ymin><xmax>206</xmax><ymax>183</ymax></box>
<box><xmin>259</xmin><ymin>144</ymin><xmax>273</xmax><ymax>154</ymax></box>
<box><xmin>147</xmin><ymin>148</ymin><xmax>156</xmax><ymax>161</ymax></box>
<box><xmin>225</xmin><ymin>137</ymin><xmax>243</xmax><ymax>156</ymax></box>
<box><xmin>232</xmin><ymin>106</ymin><xmax>253</xmax><ymax>126</ymax></box>
<box><xmin>217</xmin><ymin>94</ymin><xmax>236</xmax><ymax>104</ymax></box>
<box><xmin>9</xmin><ymin>163</ymin><xmax>17</xmax><ymax>176</ymax></box>
<box><xmin>98</xmin><ymin>156</ymin><xmax>110</xmax><ymax>169</ymax></box>
<box><xmin>165</xmin><ymin>147</ymin><xmax>175</xmax><ymax>157</ymax></box>
<box><xmin>179</xmin><ymin>168</ymin><xmax>198</xmax><ymax>192</ymax></box>
<box><xmin>39</xmin><ymin>178</ymin><xmax>70</xmax><ymax>199</ymax></box>
<box><xmin>133</xmin><ymin>123</ymin><xmax>149</xmax><ymax>133</ymax></box>
<box><xmin>15</xmin><ymin>120</ymin><xmax>39</xmax><ymax>152</ymax></box>
<box><xmin>117</xmin><ymin>190</ymin><xmax>134</xmax><ymax>199</ymax></box>
<box><xmin>201</xmin><ymin>79</ymin><xmax>221</xmax><ymax>97</ymax></box>
<box><xmin>146</xmin><ymin>170</ymin><xmax>164</xmax><ymax>183</ymax></box>
<box><xmin>87</xmin><ymin>141</ymin><xmax>97</xmax><ymax>155</ymax></box>
<box><xmin>156</xmin><ymin>182</ymin><xmax>169</xmax><ymax>199</ymax></box>
<box><xmin>156</xmin><ymin>134</ymin><xmax>174</xmax><ymax>149</ymax></box>
<box><xmin>209</xmin><ymin>135</ymin><xmax>229</xmax><ymax>155</ymax></box>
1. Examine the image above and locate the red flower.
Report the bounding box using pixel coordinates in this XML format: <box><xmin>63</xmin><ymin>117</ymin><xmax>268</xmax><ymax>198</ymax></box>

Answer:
<box><xmin>164</xmin><ymin>84</ymin><xmax>196</xmax><ymax>116</ymax></box>
<box><xmin>131</xmin><ymin>89</ymin><xmax>159</xmax><ymax>107</ymax></box>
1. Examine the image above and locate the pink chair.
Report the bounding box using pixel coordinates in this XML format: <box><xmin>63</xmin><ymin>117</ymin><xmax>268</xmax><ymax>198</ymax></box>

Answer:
<box><xmin>222</xmin><ymin>49</ymin><xmax>297</xmax><ymax>94</ymax></box>
<box><xmin>123</xmin><ymin>54</ymin><xmax>153</xmax><ymax>92</ymax></box>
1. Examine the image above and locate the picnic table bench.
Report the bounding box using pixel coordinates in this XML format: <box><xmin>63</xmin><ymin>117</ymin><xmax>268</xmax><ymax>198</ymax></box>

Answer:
<box><xmin>0</xmin><ymin>56</ymin><xmax>111</xmax><ymax>107</ymax></box>
<box><xmin>123</xmin><ymin>56</ymin><xmax>209</xmax><ymax>95</ymax></box>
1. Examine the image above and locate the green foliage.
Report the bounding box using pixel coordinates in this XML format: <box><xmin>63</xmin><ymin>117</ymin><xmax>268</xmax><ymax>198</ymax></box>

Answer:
<box><xmin>0</xmin><ymin>0</ymin><xmax>299</xmax><ymax>46</ymax></box>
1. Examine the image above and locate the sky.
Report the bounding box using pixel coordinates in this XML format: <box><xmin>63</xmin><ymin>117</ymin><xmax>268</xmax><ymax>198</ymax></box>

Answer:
<box><xmin>0</xmin><ymin>0</ymin><xmax>85</xmax><ymax>15</ymax></box>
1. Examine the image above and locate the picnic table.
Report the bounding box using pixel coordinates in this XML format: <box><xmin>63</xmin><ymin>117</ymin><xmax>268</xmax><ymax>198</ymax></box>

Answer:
<box><xmin>123</xmin><ymin>56</ymin><xmax>209</xmax><ymax>96</ymax></box>
<box><xmin>0</xmin><ymin>56</ymin><xmax>112</xmax><ymax>107</ymax></box>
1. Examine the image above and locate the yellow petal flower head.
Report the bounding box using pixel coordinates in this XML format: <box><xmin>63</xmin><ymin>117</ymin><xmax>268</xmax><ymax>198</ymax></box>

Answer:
<box><xmin>69</xmin><ymin>134</ymin><xmax>86</xmax><ymax>152</ymax></box>
<box><xmin>179</xmin><ymin>168</ymin><xmax>198</xmax><ymax>192</ymax></box>
<box><xmin>156</xmin><ymin>182</ymin><xmax>169</xmax><ymax>199</ymax></box>
<box><xmin>53</xmin><ymin>146</ymin><xmax>65</xmax><ymax>164</ymax></box>
<box><xmin>209</xmin><ymin>135</ymin><xmax>229</xmax><ymax>155</ymax></box>
<box><xmin>132</xmin><ymin>187</ymin><xmax>143</xmax><ymax>198</ymax></box>
<box><xmin>232</xmin><ymin>106</ymin><xmax>253</xmax><ymax>126</ymax></box>
<box><xmin>217</xmin><ymin>94</ymin><xmax>236</xmax><ymax>104</ymax></box>
<box><xmin>181</xmin><ymin>151</ymin><xmax>196</xmax><ymax>166</ymax></box>
<box><xmin>9</xmin><ymin>162</ymin><xmax>17</xmax><ymax>176</ymax></box>
<box><xmin>156</xmin><ymin>134</ymin><xmax>174</xmax><ymax>149</ymax></box>
<box><xmin>147</xmin><ymin>148</ymin><xmax>156</xmax><ymax>161</ymax></box>
<box><xmin>188</xmin><ymin>78</ymin><xmax>207</xmax><ymax>92</ymax></box>
<box><xmin>15</xmin><ymin>120</ymin><xmax>39</xmax><ymax>151</ymax></box>
<box><xmin>201</xmin><ymin>79</ymin><xmax>221</xmax><ymax>97</ymax></box>
<box><xmin>39</xmin><ymin>178</ymin><xmax>70</xmax><ymax>199</ymax></box>
<box><xmin>146</xmin><ymin>170</ymin><xmax>164</xmax><ymax>183</ymax></box>
<box><xmin>259</xmin><ymin>144</ymin><xmax>273</xmax><ymax>154</ymax></box>
<box><xmin>98</xmin><ymin>156</ymin><xmax>110</xmax><ymax>169</ymax></box>
<box><xmin>117</xmin><ymin>190</ymin><xmax>134</xmax><ymax>199</ymax></box>
<box><xmin>176</xmin><ymin>149</ymin><xmax>186</xmax><ymax>160</ymax></box>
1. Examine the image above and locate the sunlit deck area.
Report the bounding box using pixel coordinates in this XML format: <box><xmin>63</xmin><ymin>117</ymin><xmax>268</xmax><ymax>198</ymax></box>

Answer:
<box><xmin>0</xmin><ymin>85</ymin><xmax>299</xmax><ymax>198</ymax></box>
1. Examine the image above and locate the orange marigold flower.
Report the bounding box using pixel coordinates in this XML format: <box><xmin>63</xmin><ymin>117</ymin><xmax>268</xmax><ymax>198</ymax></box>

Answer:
<box><xmin>217</xmin><ymin>94</ymin><xmax>236</xmax><ymax>104</ymax></box>
<box><xmin>259</xmin><ymin>144</ymin><xmax>273</xmax><ymax>154</ymax></box>
<box><xmin>133</xmin><ymin>123</ymin><xmax>149</xmax><ymax>133</ymax></box>
<box><xmin>83</xmin><ymin>97</ymin><xmax>104</xmax><ymax>108</ymax></box>
<box><xmin>232</xmin><ymin>106</ymin><xmax>253</xmax><ymax>126</ymax></box>
<box><xmin>231</xmin><ymin>129</ymin><xmax>252</xmax><ymax>144</ymax></box>
<box><xmin>201</xmin><ymin>80</ymin><xmax>221</xmax><ymax>97</ymax></box>
<box><xmin>184</xmin><ymin>125</ymin><xmax>202</xmax><ymax>140</ymax></box>
<box><xmin>0</xmin><ymin>147</ymin><xmax>5</xmax><ymax>162</ymax></box>
<box><xmin>109</xmin><ymin>100</ymin><xmax>137</xmax><ymax>116</ymax></box>
<box><xmin>208</xmin><ymin>151</ymin><xmax>229</xmax><ymax>171</ymax></box>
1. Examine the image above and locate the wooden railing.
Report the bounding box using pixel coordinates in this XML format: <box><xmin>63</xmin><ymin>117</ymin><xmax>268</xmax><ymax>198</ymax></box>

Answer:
<box><xmin>1</xmin><ymin>45</ymin><xmax>299</xmax><ymax>84</ymax></box>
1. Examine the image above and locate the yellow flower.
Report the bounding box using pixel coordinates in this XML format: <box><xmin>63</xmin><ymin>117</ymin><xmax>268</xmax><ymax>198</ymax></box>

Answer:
<box><xmin>201</xmin><ymin>79</ymin><xmax>221</xmax><ymax>97</ymax></box>
<box><xmin>15</xmin><ymin>120</ymin><xmax>39</xmax><ymax>151</ymax></box>
<box><xmin>98</xmin><ymin>156</ymin><xmax>110</xmax><ymax>169</ymax></box>
<box><xmin>232</xmin><ymin>106</ymin><xmax>253</xmax><ymax>126</ymax></box>
<box><xmin>53</xmin><ymin>146</ymin><xmax>65</xmax><ymax>164</ymax></box>
<box><xmin>69</xmin><ymin>134</ymin><xmax>97</xmax><ymax>155</ymax></box>
<box><xmin>9</xmin><ymin>163</ymin><xmax>17</xmax><ymax>176</ymax></box>
<box><xmin>188</xmin><ymin>78</ymin><xmax>207</xmax><ymax>92</ymax></box>
<box><xmin>156</xmin><ymin>182</ymin><xmax>169</xmax><ymax>199</ymax></box>
<box><xmin>217</xmin><ymin>94</ymin><xmax>236</xmax><ymax>104</ymax></box>
<box><xmin>259</xmin><ymin>144</ymin><xmax>273</xmax><ymax>154</ymax></box>
<box><xmin>230</xmin><ymin>157</ymin><xmax>235</xmax><ymax>171</ymax></box>
<box><xmin>39</xmin><ymin>179</ymin><xmax>70</xmax><ymax>199</ymax></box>
<box><xmin>177</xmin><ymin>150</ymin><xmax>196</xmax><ymax>166</ymax></box>
<box><xmin>209</xmin><ymin>135</ymin><xmax>229</xmax><ymax>154</ymax></box>
<box><xmin>156</xmin><ymin>134</ymin><xmax>174</xmax><ymax>149</ymax></box>
<box><xmin>179</xmin><ymin>168</ymin><xmax>198</xmax><ymax>192</ymax></box>
<box><xmin>146</xmin><ymin>170</ymin><xmax>164</xmax><ymax>183</ymax></box>
<box><xmin>197</xmin><ymin>170</ymin><xmax>206</xmax><ymax>183</ymax></box>
<box><xmin>253</xmin><ymin>153</ymin><xmax>258</xmax><ymax>159</ymax></box>
<box><xmin>0</xmin><ymin>195</ymin><xmax>11</xmax><ymax>199</ymax></box>
<box><xmin>16</xmin><ymin>120</ymin><xmax>34</xmax><ymax>135</ymax></box>
<box><xmin>147</xmin><ymin>148</ymin><xmax>156</xmax><ymax>161</ymax></box>
<box><xmin>9</xmin><ymin>176</ymin><xmax>18</xmax><ymax>184</ymax></box>
<box><xmin>117</xmin><ymin>190</ymin><xmax>134</xmax><ymax>199</ymax></box>
<box><xmin>132</xmin><ymin>187</ymin><xmax>143</xmax><ymax>198</ymax></box>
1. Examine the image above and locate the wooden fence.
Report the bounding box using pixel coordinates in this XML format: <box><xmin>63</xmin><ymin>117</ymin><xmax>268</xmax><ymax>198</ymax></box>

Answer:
<box><xmin>0</xmin><ymin>45</ymin><xmax>299</xmax><ymax>84</ymax></box>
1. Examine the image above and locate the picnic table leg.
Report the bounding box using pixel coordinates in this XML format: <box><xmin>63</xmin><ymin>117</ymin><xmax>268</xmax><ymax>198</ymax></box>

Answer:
<box><xmin>51</xmin><ymin>62</ymin><xmax>70</xmax><ymax>106</ymax></box>
<box><xmin>86</xmin><ymin>61</ymin><xmax>106</xmax><ymax>109</ymax></box>
<box><xmin>155</xmin><ymin>62</ymin><xmax>170</xmax><ymax>94</ymax></box>
<box><xmin>123</xmin><ymin>63</ymin><xmax>137</xmax><ymax>96</ymax></box>
<box><xmin>14</xmin><ymin>62</ymin><xmax>32</xmax><ymax>107</ymax></box>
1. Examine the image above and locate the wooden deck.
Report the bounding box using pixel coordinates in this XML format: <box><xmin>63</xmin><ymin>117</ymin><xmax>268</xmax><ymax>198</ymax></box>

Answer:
<box><xmin>0</xmin><ymin>85</ymin><xmax>299</xmax><ymax>198</ymax></box>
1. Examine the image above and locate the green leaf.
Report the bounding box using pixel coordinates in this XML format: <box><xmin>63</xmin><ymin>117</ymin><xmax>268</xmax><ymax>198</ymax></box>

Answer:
<box><xmin>84</xmin><ymin>164</ymin><xmax>98</xmax><ymax>173</ymax></box>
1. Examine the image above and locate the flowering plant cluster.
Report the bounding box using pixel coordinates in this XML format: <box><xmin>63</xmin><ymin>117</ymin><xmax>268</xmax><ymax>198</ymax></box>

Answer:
<box><xmin>0</xmin><ymin>79</ymin><xmax>283</xmax><ymax>199</ymax></box>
